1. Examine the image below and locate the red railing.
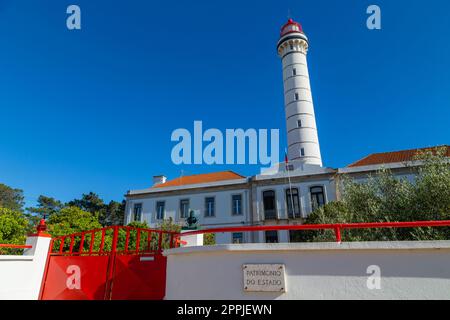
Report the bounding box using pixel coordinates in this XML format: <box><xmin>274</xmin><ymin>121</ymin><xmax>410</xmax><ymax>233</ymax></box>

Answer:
<box><xmin>0</xmin><ymin>244</ymin><xmax>32</xmax><ymax>249</ymax></box>
<box><xmin>3</xmin><ymin>220</ymin><xmax>450</xmax><ymax>255</ymax></box>
<box><xmin>50</xmin><ymin>226</ymin><xmax>179</xmax><ymax>256</ymax></box>
<box><xmin>0</xmin><ymin>244</ymin><xmax>32</xmax><ymax>255</ymax></box>
<box><xmin>177</xmin><ymin>220</ymin><xmax>450</xmax><ymax>243</ymax></box>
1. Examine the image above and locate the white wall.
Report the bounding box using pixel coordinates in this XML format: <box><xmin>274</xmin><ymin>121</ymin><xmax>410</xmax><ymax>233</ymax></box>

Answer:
<box><xmin>164</xmin><ymin>241</ymin><xmax>450</xmax><ymax>300</ymax></box>
<box><xmin>0</xmin><ymin>235</ymin><xmax>51</xmax><ymax>300</ymax></box>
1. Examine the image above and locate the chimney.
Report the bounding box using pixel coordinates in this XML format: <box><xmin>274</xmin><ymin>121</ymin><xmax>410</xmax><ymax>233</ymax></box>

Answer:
<box><xmin>153</xmin><ymin>175</ymin><xmax>167</xmax><ymax>186</ymax></box>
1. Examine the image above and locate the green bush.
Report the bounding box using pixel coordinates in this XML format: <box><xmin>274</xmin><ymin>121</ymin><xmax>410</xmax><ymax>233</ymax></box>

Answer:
<box><xmin>303</xmin><ymin>147</ymin><xmax>450</xmax><ymax>242</ymax></box>
<box><xmin>0</xmin><ymin>207</ymin><xmax>29</xmax><ymax>254</ymax></box>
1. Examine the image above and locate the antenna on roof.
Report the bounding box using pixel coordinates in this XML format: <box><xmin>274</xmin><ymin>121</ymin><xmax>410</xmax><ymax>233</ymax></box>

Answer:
<box><xmin>287</xmin><ymin>8</ymin><xmax>292</xmax><ymax>19</ymax></box>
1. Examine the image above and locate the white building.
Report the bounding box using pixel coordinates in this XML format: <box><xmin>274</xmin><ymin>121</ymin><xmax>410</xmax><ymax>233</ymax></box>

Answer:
<box><xmin>124</xmin><ymin>19</ymin><xmax>449</xmax><ymax>244</ymax></box>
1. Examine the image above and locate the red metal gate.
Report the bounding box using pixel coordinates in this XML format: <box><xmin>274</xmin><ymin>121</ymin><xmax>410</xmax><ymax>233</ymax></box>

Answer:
<box><xmin>40</xmin><ymin>226</ymin><xmax>178</xmax><ymax>300</ymax></box>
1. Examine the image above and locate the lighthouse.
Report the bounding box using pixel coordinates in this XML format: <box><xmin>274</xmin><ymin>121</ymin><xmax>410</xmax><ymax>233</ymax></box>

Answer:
<box><xmin>277</xmin><ymin>19</ymin><xmax>323</xmax><ymax>167</ymax></box>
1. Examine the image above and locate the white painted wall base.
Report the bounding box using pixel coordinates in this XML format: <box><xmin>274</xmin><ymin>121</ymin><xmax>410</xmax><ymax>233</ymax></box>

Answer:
<box><xmin>164</xmin><ymin>241</ymin><xmax>450</xmax><ymax>300</ymax></box>
<box><xmin>0</xmin><ymin>234</ymin><xmax>51</xmax><ymax>300</ymax></box>
<box><xmin>180</xmin><ymin>231</ymin><xmax>204</xmax><ymax>247</ymax></box>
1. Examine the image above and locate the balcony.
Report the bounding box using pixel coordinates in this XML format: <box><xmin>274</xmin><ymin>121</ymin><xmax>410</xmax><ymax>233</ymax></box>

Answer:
<box><xmin>264</xmin><ymin>209</ymin><xmax>277</xmax><ymax>220</ymax></box>
<box><xmin>287</xmin><ymin>210</ymin><xmax>302</xmax><ymax>220</ymax></box>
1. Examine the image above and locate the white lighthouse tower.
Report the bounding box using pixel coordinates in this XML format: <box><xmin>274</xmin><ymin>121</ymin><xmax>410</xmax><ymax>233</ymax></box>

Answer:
<box><xmin>278</xmin><ymin>19</ymin><xmax>323</xmax><ymax>167</ymax></box>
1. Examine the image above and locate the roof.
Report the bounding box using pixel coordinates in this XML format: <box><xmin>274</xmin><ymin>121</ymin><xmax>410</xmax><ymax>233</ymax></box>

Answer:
<box><xmin>152</xmin><ymin>171</ymin><xmax>246</xmax><ymax>189</ymax></box>
<box><xmin>348</xmin><ymin>145</ymin><xmax>450</xmax><ymax>168</ymax></box>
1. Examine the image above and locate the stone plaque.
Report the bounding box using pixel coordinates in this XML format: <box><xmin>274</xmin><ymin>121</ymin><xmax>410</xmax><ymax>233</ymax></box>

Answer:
<box><xmin>243</xmin><ymin>264</ymin><xmax>286</xmax><ymax>292</ymax></box>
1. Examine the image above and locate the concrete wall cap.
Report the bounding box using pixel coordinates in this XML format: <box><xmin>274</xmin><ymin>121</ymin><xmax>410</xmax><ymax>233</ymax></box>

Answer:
<box><xmin>164</xmin><ymin>241</ymin><xmax>450</xmax><ymax>256</ymax></box>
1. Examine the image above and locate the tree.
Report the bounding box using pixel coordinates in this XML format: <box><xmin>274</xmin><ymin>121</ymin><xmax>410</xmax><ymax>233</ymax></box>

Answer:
<box><xmin>0</xmin><ymin>183</ymin><xmax>24</xmax><ymax>212</ymax></box>
<box><xmin>156</xmin><ymin>217</ymin><xmax>182</xmax><ymax>233</ymax></box>
<box><xmin>0</xmin><ymin>207</ymin><xmax>28</xmax><ymax>254</ymax></box>
<box><xmin>112</xmin><ymin>219</ymin><xmax>181</xmax><ymax>252</ymax></box>
<box><xmin>66</xmin><ymin>193</ymin><xmax>125</xmax><ymax>226</ymax></box>
<box><xmin>66</xmin><ymin>192</ymin><xmax>105</xmax><ymax>214</ymax></box>
<box><xmin>156</xmin><ymin>218</ymin><xmax>182</xmax><ymax>249</ymax></box>
<box><xmin>27</xmin><ymin>195</ymin><xmax>63</xmax><ymax>219</ymax></box>
<box><xmin>204</xmin><ymin>233</ymin><xmax>216</xmax><ymax>245</ymax></box>
<box><xmin>47</xmin><ymin>206</ymin><xmax>102</xmax><ymax>238</ymax></box>
<box><xmin>103</xmin><ymin>200</ymin><xmax>125</xmax><ymax>226</ymax></box>
<box><xmin>127</xmin><ymin>221</ymin><xmax>149</xmax><ymax>229</ymax></box>
<box><xmin>303</xmin><ymin>147</ymin><xmax>450</xmax><ymax>242</ymax></box>
<box><xmin>413</xmin><ymin>147</ymin><xmax>450</xmax><ymax>220</ymax></box>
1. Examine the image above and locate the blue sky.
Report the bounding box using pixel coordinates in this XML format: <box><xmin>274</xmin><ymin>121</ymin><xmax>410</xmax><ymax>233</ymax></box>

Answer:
<box><xmin>0</xmin><ymin>0</ymin><xmax>449</xmax><ymax>208</ymax></box>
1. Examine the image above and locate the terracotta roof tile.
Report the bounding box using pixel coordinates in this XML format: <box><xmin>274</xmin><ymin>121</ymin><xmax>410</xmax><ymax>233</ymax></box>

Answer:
<box><xmin>152</xmin><ymin>170</ymin><xmax>246</xmax><ymax>188</ymax></box>
<box><xmin>348</xmin><ymin>145</ymin><xmax>449</xmax><ymax>168</ymax></box>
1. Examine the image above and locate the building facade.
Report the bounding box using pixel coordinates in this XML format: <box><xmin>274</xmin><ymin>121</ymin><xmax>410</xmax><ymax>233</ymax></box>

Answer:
<box><xmin>125</xmin><ymin>149</ymin><xmax>445</xmax><ymax>245</ymax></box>
<box><xmin>124</xmin><ymin>18</ymin><xmax>449</xmax><ymax>244</ymax></box>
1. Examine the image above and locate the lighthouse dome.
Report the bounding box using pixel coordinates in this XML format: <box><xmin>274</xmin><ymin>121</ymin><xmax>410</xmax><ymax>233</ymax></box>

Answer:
<box><xmin>280</xmin><ymin>19</ymin><xmax>304</xmax><ymax>37</ymax></box>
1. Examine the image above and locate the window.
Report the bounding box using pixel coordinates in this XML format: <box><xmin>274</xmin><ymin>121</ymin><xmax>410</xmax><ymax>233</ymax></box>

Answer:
<box><xmin>295</xmin><ymin>92</ymin><xmax>299</xmax><ymax>101</ymax></box>
<box><xmin>290</xmin><ymin>43</ymin><xmax>294</xmax><ymax>50</ymax></box>
<box><xmin>205</xmin><ymin>197</ymin><xmax>215</xmax><ymax>217</ymax></box>
<box><xmin>263</xmin><ymin>190</ymin><xmax>277</xmax><ymax>220</ymax></box>
<box><xmin>292</xmin><ymin>68</ymin><xmax>297</xmax><ymax>76</ymax></box>
<box><xmin>310</xmin><ymin>186</ymin><xmax>326</xmax><ymax>211</ymax></box>
<box><xmin>265</xmin><ymin>231</ymin><xmax>279</xmax><ymax>243</ymax></box>
<box><xmin>286</xmin><ymin>164</ymin><xmax>294</xmax><ymax>171</ymax></box>
<box><xmin>180</xmin><ymin>199</ymin><xmax>189</xmax><ymax>218</ymax></box>
<box><xmin>133</xmin><ymin>203</ymin><xmax>142</xmax><ymax>222</ymax></box>
<box><xmin>232</xmin><ymin>194</ymin><xmax>243</xmax><ymax>216</ymax></box>
<box><xmin>297</xmin><ymin>119</ymin><xmax>302</xmax><ymax>128</ymax></box>
<box><xmin>285</xmin><ymin>188</ymin><xmax>301</xmax><ymax>218</ymax></box>
<box><xmin>301</xmin><ymin>148</ymin><xmax>305</xmax><ymax>157</ymax></box>
<box><xmin>156</xmin><ymin>201</ymin><xmax>165</xmax><ymax>220</ymax></box>
<box><xmin>232</xmin><ymin>233</ymin><xmax>243</xmax><ymax>244</ymax></box>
